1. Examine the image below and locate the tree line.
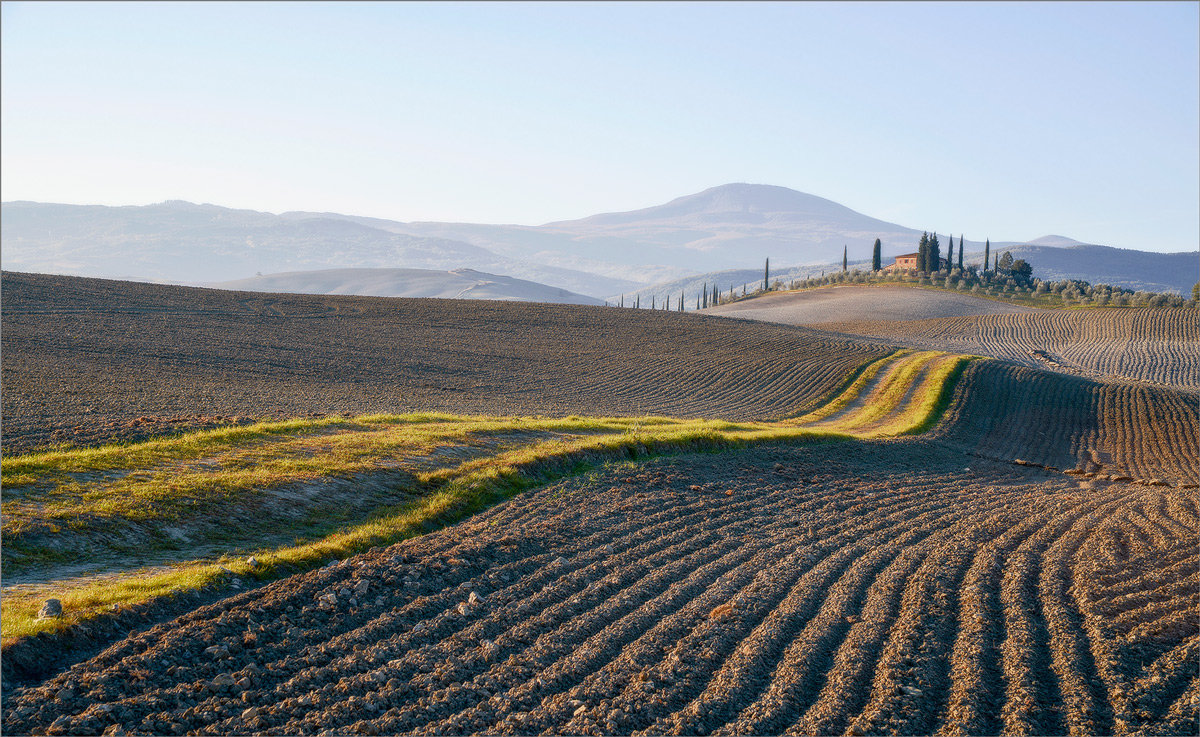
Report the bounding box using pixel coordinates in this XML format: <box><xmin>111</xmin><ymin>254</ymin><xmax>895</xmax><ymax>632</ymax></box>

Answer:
<box><xmin>611</xmin><ymin>232</ymin><xmax>1194</xmax><ymax>310</ymax></box>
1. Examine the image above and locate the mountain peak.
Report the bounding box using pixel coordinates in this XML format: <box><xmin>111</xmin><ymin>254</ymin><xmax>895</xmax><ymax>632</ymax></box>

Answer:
<box><xmin>1027</xmin><ymin>234</ymin><xmax>1087</xmax><ymax>247</ymax></box>
<box><xmin>547</xmin><ymin>183</ymin><xmax>866</xmax><ymax>228</ymax></box>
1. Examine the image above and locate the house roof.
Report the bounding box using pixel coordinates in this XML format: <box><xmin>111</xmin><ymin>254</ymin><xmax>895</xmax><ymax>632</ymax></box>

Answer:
<box><xmin>894</xmin><ymin>252</ymin><xmax>920</xmax><ymax>259</ymax></box>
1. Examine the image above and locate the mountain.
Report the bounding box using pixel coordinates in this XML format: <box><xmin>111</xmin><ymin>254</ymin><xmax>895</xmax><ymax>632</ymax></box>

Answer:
<box><xmin>0</xmin><ymin>201</ymin><xmax>638</xmax><ymax>298</ymax></box>
<box><xmin>386</xmin><ymin>184</ymin><xmax>936</xmax><ymax>279</ymax></box>
<box><xmin>3</xmin><ymin>186</ymin><xmax>1189</xmax><ymax>298</ymax></box>
<box><xmin>212</xmin><ymin>267</ymin><xmax>605</xmax><ymax>305</ymax></box>
<box><xmin>1025</xmin><ymin>234</ymin><xmax>1089</xmax><ymax>248</ymax></box>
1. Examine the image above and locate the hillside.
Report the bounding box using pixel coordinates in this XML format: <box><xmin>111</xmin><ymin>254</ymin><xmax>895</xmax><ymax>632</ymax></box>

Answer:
<box><xmin>212</xmin><ymin>268</ymin><xmax>604</xmax><ymax>305</ymax></box>
<box><xmin>1</xmin><ymin>271</ymin><xmax>884</xmax><ymax>452</ymax></box>
<box><xmin>5</xmin><ymin>271</ymin><xmax>1197</xmax><ymax>737</ymax></box>
<box><xmin>705</xmin><ymin>285</ymin><xmax>1034</xmax><ymax>324</ymax></box>
<box><xmin>0</xmin><ymin>201</ymin><xmax>637</xmax><ymax>298</ymax></box>
<box><xmin>968</xmin><ymin>244</ymin><xmax>1197</xmax><ymax>295</ymax></box>
<box><xmin>823</xmin><ymin>308</ymin><xmax>1200</xmax><ymax>390</ymax></box>
<box><xmin>4</xmin><ymin>188</ymin><xmax>1188</xmax><ymax>297</ymax></box>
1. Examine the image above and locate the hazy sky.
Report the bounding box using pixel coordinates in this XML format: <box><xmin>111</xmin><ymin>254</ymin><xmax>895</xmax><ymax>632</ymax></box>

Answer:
<box><xmin>2</xmin><ymin>1</ymin><xmax>1197</xmax><ymax>252</ymax></box>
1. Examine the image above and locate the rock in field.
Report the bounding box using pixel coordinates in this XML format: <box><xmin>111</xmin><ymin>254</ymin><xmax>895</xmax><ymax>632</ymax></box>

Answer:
<box><xmin>38</xmin><ymin>599</ymin><xmax>63</xmax><ymax>619</ymax></box>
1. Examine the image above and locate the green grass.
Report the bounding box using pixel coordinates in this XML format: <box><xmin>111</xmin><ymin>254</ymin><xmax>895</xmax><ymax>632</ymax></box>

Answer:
<box><xmin>1</xmin><ymin>353</ymin><xmax>979</xmax><ymax>642</ymax></box>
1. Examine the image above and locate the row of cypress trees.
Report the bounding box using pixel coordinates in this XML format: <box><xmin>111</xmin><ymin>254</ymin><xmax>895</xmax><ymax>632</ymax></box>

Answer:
<box><xmin>615</xmin><ymin>233</ymin><xmax>1010</xmax><ymax>308</ymax></box>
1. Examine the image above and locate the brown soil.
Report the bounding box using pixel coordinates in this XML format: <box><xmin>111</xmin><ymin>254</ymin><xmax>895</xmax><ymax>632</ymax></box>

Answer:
<box><xmin>936</xmin><ymin>361</ymin><xmax>1199</xmax><ymax>487</ymax></box>
<box><xmin>707</xmin><ymin>285</ymin><xmax>1034</xmax><ymax>323</ymax></box>
<box><xmin>1</xmin><ymin>272</ymin><xmax>884</xmax><ymax>453</ymax></box>
<box><xmin>5</xmin><ymin>441</ymin><xmax>1195</xmax><ymax>736</ymax></box>
<box><xmin>820</xmin><ymin>308</ymin><xmax>1200</xmax><ymax>390</ymax></box>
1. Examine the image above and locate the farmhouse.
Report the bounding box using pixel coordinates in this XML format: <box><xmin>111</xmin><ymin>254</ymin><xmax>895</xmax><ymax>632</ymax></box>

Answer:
<box><xmin>887</xmin><ymin>252</ymin><xmax>943</xmax><ymax>271</ymax></box>
<box><xmin>887</xmin><ymin>252</ymin><xmax>920</xmax><ymax>271</ymax></box>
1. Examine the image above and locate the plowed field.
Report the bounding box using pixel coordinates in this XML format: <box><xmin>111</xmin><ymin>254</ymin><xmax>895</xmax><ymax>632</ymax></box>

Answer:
<box><xmin>4</xmin><ymin>273</ymin><xmax>1197</xmax><ymax>736</ymax></box>
<box><xmin>6</xmin><ymin>442</ymin><xmax>1196</xmax><ymax>736</ymax></box>
<box><xmin>1</xmin><ymin>272</ymin><xmax>884</xmax><ymax>452</ymax></box>
<box><xmin>937</xmin><ymin>361</ymin><xmax>1199</xmax><ymax>486</ymax></box>
<box><xmin>707</xmin><ymin>285</ymin><xmax>1034</xmax><ymax>323</ymax></box>
<box><xmin>822</xmin><ymin>309</ymin><xmax>1200</xmax><ymax>390</ymax></box>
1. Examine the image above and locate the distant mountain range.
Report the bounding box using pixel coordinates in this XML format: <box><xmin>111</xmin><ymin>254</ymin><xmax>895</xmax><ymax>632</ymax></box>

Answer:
<box><xmin>214</xmin><ymin>268</ymin><xmax>604</xmax><ymax>305</ymax></box>
<box><xmin>0</xmin><ymin>200</ymin><xmax>638</xmax><ymax>298</ymax></box>
<box><xmin>3</xmin><ymin>184</ymin><xmax>1194</xmax><ymax>299</ymax></box>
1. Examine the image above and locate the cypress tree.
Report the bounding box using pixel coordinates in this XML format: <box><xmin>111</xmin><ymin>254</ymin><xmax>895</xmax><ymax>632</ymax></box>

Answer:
<box><xmin>957</xmin><ymin>235</ymin><xmax>964</xmax><ymax>269</ymax></box>
<box><xmin>702</xmin><ymin>283</ymin><xmax>707</xmax><ymax>309</ymax></box>
<box><xmin>842</xmin><ymin>245</ymin><xmax>848</xmax><ymax>272</ymax></box>
<box><xmin>679</xmin><ymin>291</ymin><xmax>684</xmax><ymax>311</ymax></box>
<box><xmin>929</xmin><ymin>233</ymin><xmax>941</xmax><ymax>272</ymax></box>
<box><xmin>946</xmin><ymin>234</ymin><xmax>954</xmax><ymax>271</ymax></box>
<box><xmin>872</xmin><ymin>238</ymin><xmax>882</xmax><ymax>271</ymax></box>
<box><xmin>763</xmin><ymin>258</ymin><xmax>770</xmax><ymax>291</ymax></box>
<box><xmin>918</xmin><ymin>232</ymin><xmax>929</xmax><ymax>272</ymax></box>
<box><xmin>983</xmin><ymin>239</ymin><xmax>990</xmax><ymax>274</ymax></box>
<box><xmin>651</xmin><ymin>295</ymin><xmax>655</xmax><ymax>310</ymax></box>
<box><xmin>620</xmin><ymin>295</ymin><xmax>624</xmax><ymax>308</ymax></box>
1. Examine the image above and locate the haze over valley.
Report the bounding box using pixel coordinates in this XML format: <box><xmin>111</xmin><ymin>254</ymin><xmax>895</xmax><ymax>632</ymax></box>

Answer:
<box><xmin>4</xmin><ymin>184</ymin><xmax>1193</xmax><ymax>302</ymax></box>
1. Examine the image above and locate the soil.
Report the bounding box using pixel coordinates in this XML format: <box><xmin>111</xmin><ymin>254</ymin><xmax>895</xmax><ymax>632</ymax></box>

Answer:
<box><xmin>823</xmin><ymin>308</ymin><xmax>1199</xmax><ymax>390</ymax></box>
<box><xmin>707</xmin><ymin>285</ymin><xmax>1034</xmax><ymax>324</ymax></box>
<box><xmin>2</xmin><ymin>272</ymin><xmax>883</xmax><ymax>453</ymax></box>
<box><xmin>4</xmin><ymin>441</ymin><xmax>1195</xmax><ymax>736</ymax></box>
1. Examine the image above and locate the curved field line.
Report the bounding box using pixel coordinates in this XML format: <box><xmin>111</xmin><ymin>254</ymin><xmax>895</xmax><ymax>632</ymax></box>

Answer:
<box><xmin>794</xmin><ymin>350</ymin><xmax>973</xmax><ymax>438</ymax></box>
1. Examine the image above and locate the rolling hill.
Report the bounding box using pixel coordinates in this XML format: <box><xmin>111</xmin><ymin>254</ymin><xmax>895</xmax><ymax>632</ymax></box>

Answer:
<box><xmin>0</xmin><ymin>201</ymin><xmax>638</xmax><ymax>298</ymax></box>
<box><xmin>965</xmin><ymin>243</ymin><xmax>1197</xmax><ymax>295</ymax></box>
<box><xmin>3</xmin><ymin>185</ymin><xmax>1191</xmax><ymax>297</ymax></box>
<box><xmin>706</xmin><ymin>285</ymin><xmax>1034</xmax><ymax>324</ymax></box>
<box><xmin>213</xmin><ymin>268</ymin><xmax>605</xmax><ymax>305</ymax></box>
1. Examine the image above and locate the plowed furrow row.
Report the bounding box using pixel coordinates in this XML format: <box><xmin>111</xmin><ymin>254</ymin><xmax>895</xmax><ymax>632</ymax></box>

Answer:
<box><xmin>998</xmin><ymin>497</ymin><xmax>1118</xmax><ymax>735</ymax></box>
<box><xmin>630</xmin><ymin>486</ymin><xmax>966</xmax><ymax>736</ymax></box>
<box><xmin>1040</xmin><ymin>504</ymin><xmax>1119</xmax><ymax>735</ymax></box>
<box><xmin>327</xmin><ymin>527</ymin><xmax>775</xmax><ymax>736</ymax></box>
<box><xmin>786</xmin><ymin>517</ymin><xmax>973</xmax><ymax>736</ymax></box>
<box><xmin>518</xmin><ymin>484</ymin><xmax>944</xmax><ymax>735</ymax></box>
<box><xmin>845</xmin><ymin>528</ymin><xmax>981</xmax><ymax>736</ymax></box>
<box><xmin>936</xmin><ymin>496</ymin><xmax>1096</xmax><ymax>737</ymax></box>
<box><xmin>7</xmin><ymin>444</ymin><xmax>1197</xmax><ymax>737</ymax></box>
<box><xmin>610</xmin><ymin>486</ymin><xmax>968</xmax><ymax>736</ymax></box>
<box><xmin>1132</xmin><ymin>637</ymin><xmax>1200</xmax><ymax>725</ymax></box>
<box><xmin>827</xmin><ymin>308</ymin><xmax>1199</xmax><ymax>389</ymax></box>
<box><xmin>242</xmin><ymin>492</ymin><xmax>745</xmax><ymax>691</ymax></box>
<box><xmin>260</xmin><ymin>500</ymin><xmax>775</xmax><ymax>734</ymax></box>
<box><xmin>715</xmin><ymin>497</ymin><xmax>978</xmax><ymax>734</ymax></box>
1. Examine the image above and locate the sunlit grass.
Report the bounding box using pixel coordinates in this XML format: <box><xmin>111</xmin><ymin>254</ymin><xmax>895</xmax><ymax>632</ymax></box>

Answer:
<box><xmin>1</xmin><ymin>354</ymin><xmax>976</xmax><ymax>641</ymax></box>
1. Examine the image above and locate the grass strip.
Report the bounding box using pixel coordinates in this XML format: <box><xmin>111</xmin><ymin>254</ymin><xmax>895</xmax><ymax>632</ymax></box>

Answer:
<box><xmin>790</xmin><ymin>349</ymin><xmax>907</xmax><ymax>423</ymax></box>
<box><xmin>1</xmin><ymin>352</ymin><xmax>979</xmax><ymax>641</ymax></box>
<box><xmin>1</xmin><ymin>423</ymin><xmax>847</xmax><ymax>641</ymax></box>
<box><xmin>817</xmin><ymin>351</ymin><xmax>946</xmax><ymax>432</ymax></box>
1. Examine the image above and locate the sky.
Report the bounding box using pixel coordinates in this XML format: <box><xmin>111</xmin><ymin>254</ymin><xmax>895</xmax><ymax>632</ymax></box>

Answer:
<box><xmin>2</xmin><ymin>1</ymin><xmax>1197</xmax><ymax>252</ymax></box>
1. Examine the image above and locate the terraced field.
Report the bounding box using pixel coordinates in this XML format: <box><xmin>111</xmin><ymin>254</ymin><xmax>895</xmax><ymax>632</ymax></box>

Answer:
<box><xmin>822</xmin><ymin>308</ymin><xmax>1200</xmax><ymax>390</ymax></box>
<box><xmin>6</xmin><ymin>442</ymin><xmax>1196</xmax><ymax>736</ymax></box>
<box><xmin>1</xmin><ymin>272</ymin><xmax>884</xmax><ymax>452</ymax></box>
